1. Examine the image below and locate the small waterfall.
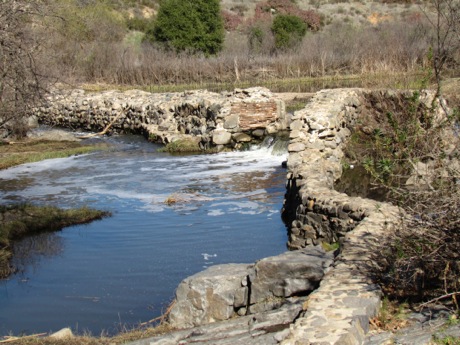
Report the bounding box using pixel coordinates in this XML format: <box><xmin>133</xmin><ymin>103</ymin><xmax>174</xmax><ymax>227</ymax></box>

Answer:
<box><xmin>260</xmin><ymin>135</ymin><xmax>289</xmax><ymax>156</ymax></box>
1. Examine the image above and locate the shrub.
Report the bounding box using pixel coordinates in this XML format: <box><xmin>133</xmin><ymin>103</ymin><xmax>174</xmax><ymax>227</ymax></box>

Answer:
<box><xmin>0</xmin><ymin>1</ymin><xmax>48</xmax><ymax>139</ymax></box>
<box><xmin>271</xmin><ymin>14</ymin><xmax>307</xmax><ymax>49</ymax></box>
<box><xmin>255</xmin><ymin>0</ymin><xmax>321</xmax><ymax>30</ymax></box>
<box><xmin>146</xmin><ymin>0</ymin><xmax>224</xmax><ymax>56</ymax></box>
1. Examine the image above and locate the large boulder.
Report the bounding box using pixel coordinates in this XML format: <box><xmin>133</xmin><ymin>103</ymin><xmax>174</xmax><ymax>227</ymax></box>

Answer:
<box><xmin>168</xmin><ymin>264</ymin><xmax>251</xmax><ymax>328</ymax></box>
<box><xmin>248</xmin><ymin>247</ymin><xmax>333</xmax><ymax>312</ymax></box>
<box><xmin>168</xmin><ymin>247</ymin><xmax>334</xmax><ymax>329</ymax></box>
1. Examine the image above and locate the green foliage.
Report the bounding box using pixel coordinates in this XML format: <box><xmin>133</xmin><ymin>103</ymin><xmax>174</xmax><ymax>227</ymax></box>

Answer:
<box><xmin>271</xmin><ymin>14</ymin><xmax>307</xmax><ymax>49</ymax></box>
<box><xmin>249</xmin><ymin>26</ymin><xmax>265</xmax><ymax>53</ymax></box>
<box><xmin>146</xmin><ymin>0</ymin><xmax>224</xmax><ymax>56</ymax></box>
<box><xmin>126</xmin><ymin>16</ymin><xmax>153</xmax><ymax>33</ymax></box>
<box><xmin>51</xmin><ymin>0</ymin><xmax>126</xmax><ymax>43</ymax></box>
<box><xmin>159</xmin><ymin>138</ymin><xmax>202</xmax><ymax>153</ymax></box>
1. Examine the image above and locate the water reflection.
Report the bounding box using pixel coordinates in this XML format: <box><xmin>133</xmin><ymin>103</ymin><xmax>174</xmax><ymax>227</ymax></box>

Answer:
<box><xmin>11</xmin><ymin>233</ymin><xmax>64</xmax><ymax>277</ymax></box>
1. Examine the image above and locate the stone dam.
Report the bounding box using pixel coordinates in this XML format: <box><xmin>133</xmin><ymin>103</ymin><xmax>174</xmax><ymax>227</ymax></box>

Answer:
<box><xmin>35</xmin><ymin>87</ymin><xmax>447</xmax><ymax>344</ymax></box>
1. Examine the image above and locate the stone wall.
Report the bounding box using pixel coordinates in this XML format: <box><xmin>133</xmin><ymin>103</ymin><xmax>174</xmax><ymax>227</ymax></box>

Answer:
<box><xmin>282</xmin><ymin>88</ymin><xmax>442</xmax><ymax>250</ymax></box>
<box><xmin>35</xmin><ymin>87</ymin><xmax>287</xmax><ymax>150</ymax></box>
<box><xmin>279</xmin><ymin>88</ymin><xmax>445</xmax><ymax>344</ymax></box>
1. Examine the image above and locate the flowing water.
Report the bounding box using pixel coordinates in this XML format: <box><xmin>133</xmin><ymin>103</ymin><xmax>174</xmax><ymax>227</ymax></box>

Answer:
<box><xmin>0</xmin><ymin>135</ymin><xmax>288</xmax><ymax>336</ymax></box>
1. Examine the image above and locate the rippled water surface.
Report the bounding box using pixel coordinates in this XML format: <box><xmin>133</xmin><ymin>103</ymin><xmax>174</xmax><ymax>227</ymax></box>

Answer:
<box><xmin>0</xmin><ymin>135</ymin><xmax>288</xmax><ymax>336</ymax></box>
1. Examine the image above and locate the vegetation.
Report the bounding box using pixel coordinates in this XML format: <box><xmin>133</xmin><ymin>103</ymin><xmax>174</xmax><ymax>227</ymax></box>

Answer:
<box><xmin>0</xmin><ymin>140</ymin><xmax>109</xmax><ymax>170</ymax></box>
<box><xmin>340</xmin><ymin>0</ymin><xmax>460</xmax><ymax>315</ymax></box>
<box><xmin>4</xmin><ymin>0</ymin><xmax>450</xmax><ymax>90</ymax></box>
<box><xmin>0</xmin><ymin>204</ymin><xmax>110</xmax><ymax>278</ymax></box>
<box><xmin>145</xmin><ymin>0</ymin><xmax>224</xmax><ymax>56</ymax></box>
<box><xmin>158</xmin><ymin>138</ymin><xmax>201</xmax><ymax>153</ymax></box>
<box><xmin>0</xmin><ymin>1</ymin><xmax>48</xmax><ymax>139</ymax></box>
<box><xmin>271</xmin><ymin>14</ymin><xmax>307</xmax><ymax>49</ymax></box>
<box><xmin>0</xmin><ymin>322</ymin><xmax>172</xmax><ymax>345</ymax></box>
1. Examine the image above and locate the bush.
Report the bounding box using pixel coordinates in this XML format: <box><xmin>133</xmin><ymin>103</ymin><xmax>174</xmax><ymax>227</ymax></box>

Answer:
<box><xmin>51</xmin><ymin>0</ymin><xmax>126</xmax><ymax>43</ymax></box>
<box><xmin>255</xmin><ymin>0</ymin><xmax>321</xmax><ymax>30</ymax></box>
<box><xmin>146</xmin><ymin>0</ymin><xmax>224</xmax><ymax>56</ymax></box>
<box><xmin>271</xmin><ymin>14</ymin><xmax>307</xmax><ymax>49</ymax></box>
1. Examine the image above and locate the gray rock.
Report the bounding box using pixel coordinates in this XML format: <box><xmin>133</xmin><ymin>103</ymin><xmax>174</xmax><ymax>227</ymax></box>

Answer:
<box><xmin>224</xmin><ymin>114</ymin><xmax>239</xmax><ymax>129</ymax></box>
<box><xmin>249</xmin><ymin>247</ymin><xmax>333</xmax><ymax>306</ymax></box>
<box><xmin>232</xmin><ymin>132</ymin><xmax>252</xmax><ymax>142</ymax></box>
<box><xmin>212</xmin><ymin>130</ymin><xmax>232</xmax><ymax>145</ymax></box>
<box><xmin>168</xmin><ymin>264</ymin><xmax>251</xmax><ymax>328</ymax></box>
<box><xmin>288</xmin><ymin>142</ymin><xmax>305</xmax><ymax>152</ymax></box>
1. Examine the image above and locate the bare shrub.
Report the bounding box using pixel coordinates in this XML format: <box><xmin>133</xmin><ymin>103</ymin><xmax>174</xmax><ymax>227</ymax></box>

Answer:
<box><xmin>0</xmin><ymin>1</ymin><xmax>49</xmax><ymax>138</ymax></box>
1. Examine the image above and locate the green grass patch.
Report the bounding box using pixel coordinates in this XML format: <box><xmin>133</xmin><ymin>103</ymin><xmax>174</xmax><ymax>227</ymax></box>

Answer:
<box><xmin>0</xmin><ymin>141</ymin><xmax>109</xmax><ymax>170</ymax></box>
<box><xmin>0</xmin><ymin>204</ymin><xmax>110</xmax><ymax>278</ymax></box>
<box><xmin>321</xmin><ymin>241</ymin><xmax>340</xmax><ymax>252</ymax></box>
<box><xmin>157</xmin><ymin>138</ymin><xmax>221</xmax><ymax>154</ymax></box>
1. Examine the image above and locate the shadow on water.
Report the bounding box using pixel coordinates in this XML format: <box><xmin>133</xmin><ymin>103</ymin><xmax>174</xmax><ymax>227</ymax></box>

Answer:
<box><xmin>334</xmin><ymin>166</ymin><xmax>389</xmax><ymax>202</ymax></box>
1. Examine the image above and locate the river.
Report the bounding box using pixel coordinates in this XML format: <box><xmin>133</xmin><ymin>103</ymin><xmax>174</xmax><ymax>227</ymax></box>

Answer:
<box><xmin>0</xmin><ymin>135</ymin><xmax>288</xmax><ymax>336</ymax></box>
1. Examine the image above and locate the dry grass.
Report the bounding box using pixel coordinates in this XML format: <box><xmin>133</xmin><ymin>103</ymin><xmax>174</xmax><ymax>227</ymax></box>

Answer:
<box><xmin>0</xmin><ymin>322</ymin><xmax>173</xmax><ymax>344</ymax></box>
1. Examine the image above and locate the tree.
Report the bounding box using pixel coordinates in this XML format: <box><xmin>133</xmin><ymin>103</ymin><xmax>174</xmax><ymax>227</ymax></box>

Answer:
<box><xmin>0</xmin><ymin>0</ymin><xmax>48</xmax><ymax>139</ymax></box>
<box><xmin>422</xmin><ymin>0</ymin><xmax>459</xmax><ymax>100</ymax></box>
<box><xmin>146</xmin><ymin>0</ymin><xmax>224</xmax><ymax>56</ymax></box>
<box><xmin>271</xmin><ymin>14</ymin><xmax>307</xmax><ymax>50</ymax></box>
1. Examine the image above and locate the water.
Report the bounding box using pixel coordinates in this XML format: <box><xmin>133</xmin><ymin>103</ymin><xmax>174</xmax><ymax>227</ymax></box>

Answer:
<box><xmin>0</xmin><ymin>135</ymin><xmax>288</xmax><ymax>336</ymax></box>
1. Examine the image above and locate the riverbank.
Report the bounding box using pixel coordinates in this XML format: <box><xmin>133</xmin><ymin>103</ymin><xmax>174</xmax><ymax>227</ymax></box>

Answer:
<box><xmin>0</xmin><ymin>135</ymin><xmax>112</xmax><ymax>278</ymax></box>
<box><xmin>0</xmin><ymin>137</ymin><xmax>109</xmax><ymax>171</ymax></box>
<box><xmin>0</xmin><ymin>204</ymin><xmax>110</xmax><ymax>278</ymax></box>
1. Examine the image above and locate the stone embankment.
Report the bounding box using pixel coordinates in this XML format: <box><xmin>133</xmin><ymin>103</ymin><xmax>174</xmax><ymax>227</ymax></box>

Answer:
<box><xmin>36</xmin><ymin>87</ymin><xmax>287</xmax><ymax>150</ymax></box>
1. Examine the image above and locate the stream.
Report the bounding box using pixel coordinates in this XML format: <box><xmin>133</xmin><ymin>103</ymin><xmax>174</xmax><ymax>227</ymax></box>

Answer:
<box><xmin>0</xmin><ymin>135</ymin><xmax>288</xmax><ymax>336</ymax></box>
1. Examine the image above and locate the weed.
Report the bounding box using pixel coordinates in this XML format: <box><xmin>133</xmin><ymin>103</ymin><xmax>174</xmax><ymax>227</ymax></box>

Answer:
<box><xmin>158</xmin><ymin>138</ymin><xmax>202</xmax><ymax>153</ymax></box>
<box><xmin>370</xmin><ymin>297</ymin><xmax>410</xmax><ymax>331</ymax></box>
<box><xmin>321</xmin><ymin>241</ymin><xmax>340</xmax><ymax>252</ymax></box>
<box><xmin>433</xmin><ymin>335</ymin><xmax>460</xmax><ymax>345</ymax></box>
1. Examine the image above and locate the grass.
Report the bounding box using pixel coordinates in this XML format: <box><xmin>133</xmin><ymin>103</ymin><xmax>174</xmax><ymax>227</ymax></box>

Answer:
<box><xmin>0</xmin><ymin>204</ymin><xmax>111</xmax><ymax>278</ymax></box>
<box><xmin>78</xmin><ymin>72</ymin><xmax>426</xmax><ymax>94</ymax></box>
<box><xmin>0</xmin><ymin>140</ymin><xmax>110</xmax><ymax>170</ymax></box>
<box><xmin>158</xmin><ymin>138</ymin><xmax>202</xmax><ymax>153</ymax></box>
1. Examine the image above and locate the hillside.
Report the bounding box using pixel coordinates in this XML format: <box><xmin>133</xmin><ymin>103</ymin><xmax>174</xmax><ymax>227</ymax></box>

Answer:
<box><xmin>111</xmin><ymin>0</ymin><xmax>426</xmax><ymax>28</ymax></box>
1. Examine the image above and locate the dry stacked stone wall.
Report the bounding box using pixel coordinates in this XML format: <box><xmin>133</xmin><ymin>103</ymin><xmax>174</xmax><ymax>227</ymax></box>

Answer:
<box><xmin>36</xmin><ymin>87</ymin><xmax>287</xmax><ymax>151</ymax></box>
<box><xmin>280</xmin><ymin>88</ymin><xmax>444</xmax><ymax>345</ymax></box>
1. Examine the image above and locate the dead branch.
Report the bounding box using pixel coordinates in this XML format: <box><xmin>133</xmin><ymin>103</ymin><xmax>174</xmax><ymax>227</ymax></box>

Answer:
<box><xmin>418</xmin><ymin>291</ymin><xmax>460</xmax><ymax>310</ymax></box>
<box><xmin>77</xmin><ymin>109</ymin><xmax>125</xmax><ymax>139</ymax></box>
<box><xmin>0</xmin><ymin>333</ymin><xmax>47</xmax><ymax>343</ymax></box>
<box><xmin>139</xmin><ymin>300</ymin><xmax>176</xmax><ymax>327</ymax></box>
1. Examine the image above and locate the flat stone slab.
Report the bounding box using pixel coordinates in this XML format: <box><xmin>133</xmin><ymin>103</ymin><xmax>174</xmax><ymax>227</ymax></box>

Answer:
<box><xmin>126</xmin><ymin>299</ymin><xmax>304</xmax><ymax>345</ymax></box>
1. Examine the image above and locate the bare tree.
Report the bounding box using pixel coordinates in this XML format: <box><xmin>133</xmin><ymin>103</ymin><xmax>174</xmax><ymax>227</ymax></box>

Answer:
<box><xmin>423</xmin><ymin>0</ymin><xmax>460</xmax><ymax>97</ymax></box>
<box><xmin>0</xmin><ymin>0</ymin><xmax>48</xmax><ymax>139</ymax></box>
